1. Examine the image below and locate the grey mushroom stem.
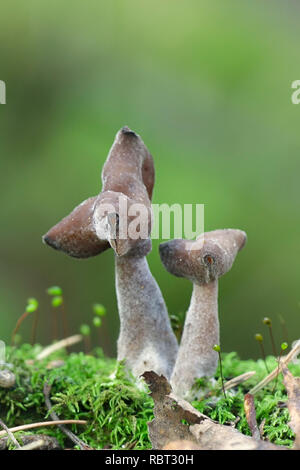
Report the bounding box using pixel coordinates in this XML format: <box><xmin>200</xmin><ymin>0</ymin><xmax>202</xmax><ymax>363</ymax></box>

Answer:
<box><xmin>171</xmin><ymin>280</ymin><xmax>219</xmax><ymax>395</ymax></box>
<box><xmin>115</xmin><ymin>245</ymin><xmax>178</xmax><ymax>379</ymax></box>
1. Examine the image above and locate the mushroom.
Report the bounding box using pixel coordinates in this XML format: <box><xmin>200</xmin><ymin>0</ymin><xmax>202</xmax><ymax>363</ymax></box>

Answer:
<box><xmin>159</xmin><ymin>228</ymin><xmax>247</xmax><ymax>396</ymax></box>
<box><xmin>43</xmin><ymin>126</ymin><xmax>154</xmax><ymax>258</ymax></box>
<box><xmin>43</xmin><ymin>127</ymin><xmax>178</xmax><ymax>379</ymax></box>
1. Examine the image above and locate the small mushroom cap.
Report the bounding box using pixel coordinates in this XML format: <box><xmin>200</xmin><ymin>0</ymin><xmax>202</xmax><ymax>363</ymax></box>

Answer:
<box><xmin>159</xmin><ymin>229</ymin><xmax>247</xmax><ymax>284</ymax></box>
<box><xmin>42</xmin><ymin>197</ymin><xmax>110</xmax><ymax>258</ymax></box>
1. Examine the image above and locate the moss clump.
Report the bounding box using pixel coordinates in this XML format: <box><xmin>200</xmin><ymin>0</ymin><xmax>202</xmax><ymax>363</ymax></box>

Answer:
<box><xmin>1</xmin><ymin>344</ymin><xmax>153</xmax><ymax>449</ymax></box>
<box><xmin>0</xmin><ymin>345</ymin><xmax>299</xmax><ymax>449</ymax></box>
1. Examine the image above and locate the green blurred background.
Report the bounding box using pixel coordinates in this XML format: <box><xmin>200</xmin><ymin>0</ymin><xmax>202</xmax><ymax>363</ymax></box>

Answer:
<box><xmin>0</xmin><ymin>0</ymin><xmax>299</xmax><ymax>359</ymax></box>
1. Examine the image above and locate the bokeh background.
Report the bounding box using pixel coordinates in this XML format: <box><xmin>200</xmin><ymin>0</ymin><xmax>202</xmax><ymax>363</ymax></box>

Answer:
<box><xmin>0</xmin><ymin>0</ymin><xmax>299</xmax><ymax>359</ymax></box>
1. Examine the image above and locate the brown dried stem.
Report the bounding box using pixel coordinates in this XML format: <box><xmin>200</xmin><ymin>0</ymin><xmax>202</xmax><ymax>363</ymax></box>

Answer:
<box><xmin>0</xmin><ymin>418</ymin><xmax>21</xmax><ymax>449</ymax></box>
<box><xmin>249</xmin><ymin>339</ymin><xmax>300</xmax><ymax>395</ymax></box>
<box><xmin>11</xmin><ymin>311</ymin><xmax>30</xmax><ymax>346</ymax></box>
<box><xmin>0</xmin><ymin>420</ymin><xmax>87</xmax><ymax>438</ymax></box>
<box><xmin>244</xmin><ymin>393</ymin><xmax>260</xmax><ymax>440</ymax></box>
<box><xmin>36</xmin><ymin>334</ymin><xmax>83</xmax><ymax>360</ymax></box>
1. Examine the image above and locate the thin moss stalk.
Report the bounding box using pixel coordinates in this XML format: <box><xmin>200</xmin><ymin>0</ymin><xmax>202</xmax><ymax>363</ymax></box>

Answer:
<box><xmin>12</xmin><ymin>298</ymin><xmax>38</xmax><ymax>346</ymax></box>
<box><xmin>263</xmin><ymin>317</ymin><xmax>277</xmax><ymax>357</ymax></box>
<box><xmin>213</xmin><ymin>344</ymin><xmax>226</xmax><ymax>400</ymax></box>
<box><xmin>272</xmin><ymin>342</ymin><xmax>288</xmax><ymax>394</ymax></box>
<box><xmin>255</xmin><ymin>333</ymin><xmax>269</xmax><ymax>373</ymax></box>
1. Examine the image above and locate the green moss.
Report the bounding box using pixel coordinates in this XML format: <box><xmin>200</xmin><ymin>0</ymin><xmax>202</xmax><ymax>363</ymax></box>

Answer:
<box><xmin>192</xmin><ymin>351</ymin><xmax>300</xmax><ymax>448</ymax></box>
<box><xmin>1</xmin><ymin>345</ymin><xmax>153</xmax><ymax>449</ymax></box>
<box><xmin>0</xmin><ymin>346</ymin><xmax>299</xmax><ymax>449</ymax></box>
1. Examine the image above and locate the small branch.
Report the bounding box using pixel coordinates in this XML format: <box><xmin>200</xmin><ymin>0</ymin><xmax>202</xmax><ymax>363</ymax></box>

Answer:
<box><xmin>0</xmin><ymin>419</ymin><xmax>21</xmax><ymax>449</ymax></box>
<box><xmin>43</xmin><ymin>383</ymin><xmax>92</xmax><ymax>450</ymax></box>
<box><xmin>0</xmin><ymin>434</ymin><xmax>60</xmax><ymax>450</ymax></box>
<box><xmin>202</xmin><ymin>371</ymin><xmax>256</xmax><ymax>400</ymax></box>
<box><xmin>17</xmin><ymin>439</ymin><xmax>45</xmax><ymax>450</ymax></box>
<box><xmin>224</xmin><ymin>371</ymin><xmax>256</xmax><ymax>391</ymax></box>
<box><xmin>36</xmin><ymin>334</ymin><xmax>83</xmax><ymax>360</ymax></box>
<box><xmin>249</xmin><ymin>339</ymin><xmax>300</xmax><ymax>395</ymax></box>
<box><xmin>0</xmin><ymin>420</ymin><xmax>87</xmax><ymax>437</ymax></box>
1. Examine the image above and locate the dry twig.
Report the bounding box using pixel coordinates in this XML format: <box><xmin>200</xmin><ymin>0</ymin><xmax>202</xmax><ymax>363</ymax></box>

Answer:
<box><xmin>0</xmin><ymin>418</ymin><xmax>21</xmax><ymax>449</ymax></box>
<box><xmin>36</xmin><ymin>334</ymin><xmax>83</xmax><ymax>360</ymax></box>
<box><xmin>0</xmin><ymin>420</ymin><xmax>87</xmax><ymax>438</ymax></box>
<box><xmin>17</xmin><ymin>439</ymin><xmax>45</xmax><ymax>450</ymax></box>
<box><xmin>224</xmin><ymin>371</ymin><xmax>256</xmax><ymax>391</ymax></box>
<box><xmin>0</xmin><ymin>434</ymin><xmax>60</xmax><ymax>450</ymax></box>
<box><xmin>249</xmin><ymin>339</ymin><xmax>300</xmax><ymax>395</ymax></box>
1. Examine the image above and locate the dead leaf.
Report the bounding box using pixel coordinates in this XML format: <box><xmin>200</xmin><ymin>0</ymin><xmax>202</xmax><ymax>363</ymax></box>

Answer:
<box><xmin>142</xmin><ymin>371</ymin><xmax>206</xmax><ymax>449</ymax></box>
<box><xmin>142</xmin><ymin>371</ymin><xmax>285</xmax><ymax>451</ymax></box>
<box><xmin>163</xmin><ymin>440</ymin><xmax>201</xmax><ymax>450</ymax></box>
<box><xmin>244</xmin><ymin>393</ymin><xmax>260</xmax><ymax>440</ymax></box>
<box><xmin>282</xmin><ymin>367</ymin><xmax>300</xmax><ymax>449</ymax></box>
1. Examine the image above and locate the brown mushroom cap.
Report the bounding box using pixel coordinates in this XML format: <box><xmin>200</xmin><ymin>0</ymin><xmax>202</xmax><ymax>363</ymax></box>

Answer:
<box><xmin>42</xmin><ymin>126</ymin><xmax>154</xmax><ymax>259</ymax></box>
<box><xmin>159</xmin><ymin>229</ymin><xmax>247</xmax><ymax>284</ymax></box>
<box><xmin>43</xmin><ymin>196</ymin><xmax>110</xmax><ymax>258</ymax></box>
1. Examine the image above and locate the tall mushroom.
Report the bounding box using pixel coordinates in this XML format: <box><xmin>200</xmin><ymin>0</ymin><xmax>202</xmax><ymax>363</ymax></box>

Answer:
<box><xmin>43</xmin><ymin>126</ymin><xmax>154</xmax><ymax>258</ymax></box>
<box><xmin>159</xmin><ymin>229</ymin><xmax>247</xmax><ymax>396</ymax></box>
<box><xmin>43</xmin><ymin>127</ymin><xmax>178</xmax><ymax>379</ymax></box>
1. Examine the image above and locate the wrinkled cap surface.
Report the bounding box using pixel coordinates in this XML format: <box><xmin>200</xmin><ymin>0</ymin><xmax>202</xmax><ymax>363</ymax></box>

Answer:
<box><xmin>159</xmin><ymin>229</ymin><xmax>247</xmax><ymax>284</ymax></box>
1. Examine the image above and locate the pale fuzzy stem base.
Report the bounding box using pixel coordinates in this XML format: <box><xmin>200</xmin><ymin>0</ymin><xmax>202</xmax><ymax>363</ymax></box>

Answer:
<box><xmin>171</xmin><ymin>280</ymin><xmax>219</xmax><ymax>397</ymax></box>
<box><xmin>115</xmin><ymin>255</ymin><xmax>178</xmax><ymax>380</ymax></box>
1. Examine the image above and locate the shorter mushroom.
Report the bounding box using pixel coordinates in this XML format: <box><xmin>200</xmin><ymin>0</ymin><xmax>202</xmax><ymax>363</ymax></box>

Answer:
<box><xmin>159</xmin><ymin>228</ymin><xmax>247</xmax><ymax>397</ymax></box>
